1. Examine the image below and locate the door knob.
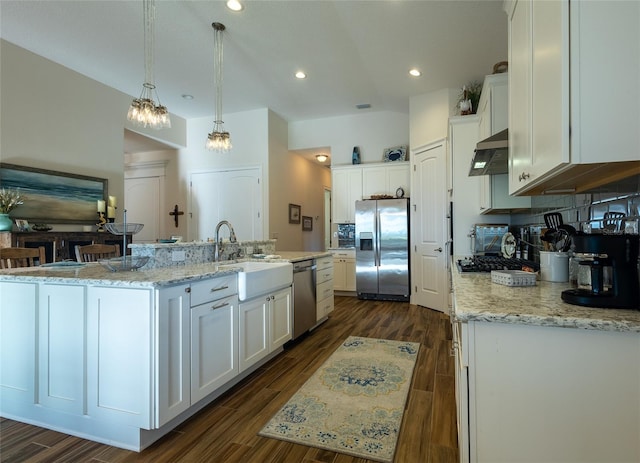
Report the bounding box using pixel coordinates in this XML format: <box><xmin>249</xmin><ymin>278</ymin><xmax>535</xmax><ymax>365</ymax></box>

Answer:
<box><xmin>435</xmin><ymin>247</ymin><xmax>442</xmax><ymax>252</ymax></box>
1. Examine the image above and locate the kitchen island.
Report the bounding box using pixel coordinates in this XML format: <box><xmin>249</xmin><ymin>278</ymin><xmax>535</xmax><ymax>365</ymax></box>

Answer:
<box><xmin>0</xmin><ymin>250</ymin><xmax>331</xmax><ymax>451</ymax></box>
<box><xmin>451</xmin><ymin>268</ymin><xmax>640</xmax><ymax>463</ymax></box>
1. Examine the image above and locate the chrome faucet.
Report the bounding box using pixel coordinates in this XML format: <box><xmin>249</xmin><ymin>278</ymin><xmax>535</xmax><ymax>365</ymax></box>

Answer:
<box><xmin>214</xmin><ymin>220</ymin><xmax>237</xmax><ymax>261</ymax></box>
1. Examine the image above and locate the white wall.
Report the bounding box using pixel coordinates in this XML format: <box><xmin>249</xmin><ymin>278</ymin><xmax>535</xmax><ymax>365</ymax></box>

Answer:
<box><xmin>409</xmin><ymin>88</ymin><xmax>458</xmax><ymax>150</ymax></box>
<box><xmin>269</xmin><ymin>111</ymin><xmax>331</xmax><ymax>251</ymax></box>
<box><xmin>0</xmin><ymin>40</ymin><xmax>186</xmax><ymax>231</ymax></box>
<box><xmin>288</xmin><ymin>111</ymin><xmax>409</xmax><ymax>166</ymax></box>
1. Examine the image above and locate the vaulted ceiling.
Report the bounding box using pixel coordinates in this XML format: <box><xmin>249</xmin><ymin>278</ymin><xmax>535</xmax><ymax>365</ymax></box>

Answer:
<box><xmin>1</xmin><ymin>0</ymin><xmax>508</xmax><ymax>124</ymax></box>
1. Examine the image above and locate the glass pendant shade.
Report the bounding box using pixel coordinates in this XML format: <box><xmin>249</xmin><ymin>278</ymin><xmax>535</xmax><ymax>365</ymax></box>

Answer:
<box><xmin>127</xmin><ymin>0</ymin><xmax>171</xmax><ymax>130</ymax></box>
<box><xmin>206</xmin><ymin>22</ymin><xmax>231</xmax><ymax>152</ymax></box>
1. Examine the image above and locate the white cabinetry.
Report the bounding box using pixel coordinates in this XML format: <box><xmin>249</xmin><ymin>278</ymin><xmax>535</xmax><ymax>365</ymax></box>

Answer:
<box><xmin>239</xmin><ymin>286</ymin><xmax>292</xmax><ymax>372</ymax></box>
<box><xmin>190</xmin><ymin>275</ymin><xmax>239</xmax><ymax>404</ymax></box>
<box><xmin>456</xmin><ymin>320</ymin><xmax>640</xmax><ymax>462</ymax></box>
<box><xmin>332</xmin><ymin>163</ymin><xmax>410</xmax><ymax>225</ymax></box>
<box><xmin>476</xmin><ymin>73</ymin><xmax>530</xmax><ymax>213</ymax></box>
<box><xmin>0</xmin><ymin>282</ymin><xmax>37</xmax><ymax>406</ymax></box>
<box><xmin>331</xmin><ymin>249</ymin><xmax>355</xmax><ymax>293</ymax></box>
<box><xmin>362</xmin><ymin>163</ymin><xmax>410</xmax><ymax>200</ymax></box>
<box><xmin>156</xmin><ymin>283</ymin><xmax>191</xmax><ymax>427</ymax></box>
<box><xmin>87</xmin><ymin>286</ymin><xmax>153</xmax><ymax>429</ymax></box>
<box><xmin>316</xmin><ymin>256</ymin><xmax>335</xmax><ymax>320</ymax></box>
<box><xmin>331</xmin><ymin>167</ymin><xmax>362</xmax><ymax>223</ymax></box>
<box><xmin>508</xmin><ymin>0</ymin><xmax>640</xmax><ymax>195</ymax></box>
<box><xmin>39</xmin><ymin>284</ymin><xmax>85</xmax><ymax>415</ymax></box>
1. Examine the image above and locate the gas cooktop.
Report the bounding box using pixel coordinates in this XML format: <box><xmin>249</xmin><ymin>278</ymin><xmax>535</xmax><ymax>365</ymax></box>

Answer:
<box><xmin>457</xmin><ymin>256</ymin><xmax>539</xmax><ymax>273</ymax></box>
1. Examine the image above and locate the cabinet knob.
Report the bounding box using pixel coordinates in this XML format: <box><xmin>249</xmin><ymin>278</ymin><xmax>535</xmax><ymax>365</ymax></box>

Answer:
<box><xmin>185</xmin><ymin>287</ymin><xmax>191</xmax><ymax>293</ymax></box>
<box><xmin>519</xmin><ymin>172</ymin><xmax>530</xmax><ymax>182</ymax></box>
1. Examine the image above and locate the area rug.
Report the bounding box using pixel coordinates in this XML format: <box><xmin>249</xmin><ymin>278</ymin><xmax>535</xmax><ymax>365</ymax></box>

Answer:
<box><xmin>259</xmin><ymin>336</ymin><xmax>420</xmax><ymax>463</ymax></box>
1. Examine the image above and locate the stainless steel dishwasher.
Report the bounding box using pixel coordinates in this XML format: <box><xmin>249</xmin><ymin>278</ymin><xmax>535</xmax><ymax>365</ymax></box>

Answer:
<box><xmin>292</xmin><ymin>259</ymin><xmax>317</xmax><ymax>339</ymax></box>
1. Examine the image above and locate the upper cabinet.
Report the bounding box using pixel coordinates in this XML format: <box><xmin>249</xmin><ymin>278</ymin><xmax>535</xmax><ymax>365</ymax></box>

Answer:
<box><xmin>332</xmin><ymin>163</ymin><xmax>410</xmax><ymax>224</ymax></box>
<box><xmin>507</xmin><ymin>0</ymin><xmax>640</xmax><ymax>195</ymax></box>
<box><xmin>331</xmin><ymin>166</ymin><xmax>363</xmax><ymax>224</ymax></box>
<box><xmin>476</xmin><ymin>73</ymin><xmax>531</xmax><ymax>214</ymax></box>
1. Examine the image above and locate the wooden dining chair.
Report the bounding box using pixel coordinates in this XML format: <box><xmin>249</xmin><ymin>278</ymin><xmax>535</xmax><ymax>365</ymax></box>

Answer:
<box><xmin>75</xmin><ymin>244</ymin><xmax>120</xmax><ymax>262</ymax></box>
<box><xmin>0</xmin><ymin>246</ymin><xmax>47</xmax><ymax>269</ymax></box>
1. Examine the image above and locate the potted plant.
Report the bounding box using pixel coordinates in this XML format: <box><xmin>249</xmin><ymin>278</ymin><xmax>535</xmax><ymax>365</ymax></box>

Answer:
<box><xmin>456</xmin><ymin>81</ymin><xmax>482</xmax><ymax>115</ymax></box>
<box><xmin>0</xmin><ymin>188</ymin><xmax>24</xmax><ymax>231</ymax></box>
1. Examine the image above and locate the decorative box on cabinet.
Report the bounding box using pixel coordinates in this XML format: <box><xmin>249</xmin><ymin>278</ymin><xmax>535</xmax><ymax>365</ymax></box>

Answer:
<box><xmin>316</xmin><ymin>256</ymin><xmax>334</xmax><ymax>320</ymax></box>
<box><xmin>507</xmin><ymin>0</ymin><xmax>640</xmax><ymax>195</ymax></box>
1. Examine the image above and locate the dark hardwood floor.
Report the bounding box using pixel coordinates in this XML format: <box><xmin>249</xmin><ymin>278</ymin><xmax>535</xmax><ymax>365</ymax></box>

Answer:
<box><xmin>0</xmin><ymin>296</ymin><xmax>458</xmax><ymax>463</ymax></box>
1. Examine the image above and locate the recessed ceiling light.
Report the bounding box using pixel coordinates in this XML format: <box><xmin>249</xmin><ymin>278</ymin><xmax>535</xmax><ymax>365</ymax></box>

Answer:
<box><xmin>226</xmin><ymin>0</ymin><xmax>243</xmax><ymax>11</ymax></box>
<box><xmin>295</xmin><ymin>71</ymin><xmax>307</xmax><ymax>79</ymax></box>
<box><xmin>181</xmin><ymin>94</ymin><xmax>194</xmax><ymax>100</ymax></box>
<box><xmin>409</xmin><ymin>68</ymin><xmax>422</xmax><ymax>77</ymax></box>
<box><xmin>316</xmin><ymin>154</ymin><xmax>328</xmax><ymax>163</ymax></box>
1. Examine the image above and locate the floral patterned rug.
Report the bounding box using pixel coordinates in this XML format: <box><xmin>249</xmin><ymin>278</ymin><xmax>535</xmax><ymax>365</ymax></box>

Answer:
<box><xmin>259</xmin><ymin>336</ymin><xmax>420</xmax><ymax>463</ymax></box>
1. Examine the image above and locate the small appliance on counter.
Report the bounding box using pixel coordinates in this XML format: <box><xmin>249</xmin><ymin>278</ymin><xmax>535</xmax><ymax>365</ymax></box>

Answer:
<box><xmin>472</xmin><ymin>224</ymin><xmax>509</xmax><ymax>256</ymax></box>
<box><xmin>561</xmin><ymin>234</ymin><xmax>640</xmax><ymax>309</ymax></box>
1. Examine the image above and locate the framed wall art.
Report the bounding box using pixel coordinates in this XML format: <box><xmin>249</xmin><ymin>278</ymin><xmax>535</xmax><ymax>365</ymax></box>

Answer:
<box><xmin>0</xmin><ymin>163</ymin><xmax>108</xmax><ymax>224</ymax></box>
<box><xmin>288</xmin><ymin>203</ymin><xmax>301</xmax><ymax>224</ymax></box>
<box><xmin>383</xmin><ymin>145</ymin><xmax>408</xmax><ymax>162</ymax></box>
<box><xmin>302</xmin><ymin>216</ymin><xmax>313</xmax><ymax>231</ymax></box>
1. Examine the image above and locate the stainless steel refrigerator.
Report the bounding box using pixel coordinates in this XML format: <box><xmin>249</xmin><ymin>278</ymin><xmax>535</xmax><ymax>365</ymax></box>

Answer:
<box><xmin>355</xmin><ymin>198</ymin><xmax>410</xmax><ymax>301</ymax></box>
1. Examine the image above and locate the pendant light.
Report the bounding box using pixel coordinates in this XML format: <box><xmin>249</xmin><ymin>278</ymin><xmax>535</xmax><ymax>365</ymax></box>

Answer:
<box><xmin>127</xmin><ymin>0</ymin><xmax>171</xmax><ymax>129</ymax></box>
<box><xmin>206</xmin><ymin>22</ymin><xmax>232</xmax><ymax>152</ymax></box>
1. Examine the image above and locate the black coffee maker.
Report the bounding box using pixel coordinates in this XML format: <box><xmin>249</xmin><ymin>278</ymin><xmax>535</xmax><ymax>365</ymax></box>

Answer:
<box><xmin>561</xmin><ymin>234</ymin><xmax>640</xmax><ymax>309</ymax></box>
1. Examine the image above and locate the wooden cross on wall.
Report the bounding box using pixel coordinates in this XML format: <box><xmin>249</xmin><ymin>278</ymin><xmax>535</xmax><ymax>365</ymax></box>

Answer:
<box><xmin>169</xmin><ymin>205</ymin><xmax>184</xmax><ymax>227</ymax></box>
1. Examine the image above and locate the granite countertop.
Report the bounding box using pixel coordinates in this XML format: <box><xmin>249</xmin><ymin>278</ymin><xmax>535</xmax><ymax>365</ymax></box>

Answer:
<box><xmin>0</xmin><ymin>251</ymin><xmax>333</xmax><ymax>287</ymax></box>
<box><xmin>451</xmin><ymin>265</ymin><xmax>640</xmax><ymax>333</ymax></box>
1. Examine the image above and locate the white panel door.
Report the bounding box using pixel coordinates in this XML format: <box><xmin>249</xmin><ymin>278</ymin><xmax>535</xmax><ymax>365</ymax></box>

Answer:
<box><xmin>190</xmin><ymin>168</ymin><xmax>262</xmax><ymax>242</ymax></box>
<box><xmin>411</xmin><ymin>141</ymin><xmax>448</xmax><ymax>312</ymax></box>
<box><xmin>125</xmin><ymin>176</ymin><xmax>161</xmax><ymax>243</ymax></box>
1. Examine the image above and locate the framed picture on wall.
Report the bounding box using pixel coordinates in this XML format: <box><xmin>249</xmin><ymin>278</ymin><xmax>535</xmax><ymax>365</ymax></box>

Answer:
<box><xmin>302</xmin><ymin>216</ymin><xmax>313</xmax><ymax>231</ymax></box>
<box><xmin>289</xmin><ymin>203</ymin><xmax>301</xmax><ymax>224</ymax></box>
<box><xmin>0</xmin><ymin>163</ymin><xmax>107</xmax><ymax>224</ymax></box>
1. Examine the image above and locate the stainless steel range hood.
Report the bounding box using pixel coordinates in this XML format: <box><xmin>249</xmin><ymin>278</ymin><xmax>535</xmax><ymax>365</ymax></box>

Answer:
<box><xmin>468</xmin><ymin>128</ymin><xmax>509</xmax><ymax>176</ymax></box>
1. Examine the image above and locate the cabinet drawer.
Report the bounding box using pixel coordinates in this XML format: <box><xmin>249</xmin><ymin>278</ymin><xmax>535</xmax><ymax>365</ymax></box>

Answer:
<box><xmin>316</xmin><ymin>279</ymin><xmax>334</xmax><ymax>302</ymax></box>
<box><xmin>190</xmin><ymin>275</ymin><xmax>237</xmax><ymax>307</ymax></box>
<box><xmin>317</xmin><ymin>295</ymin><xmax>334</xmax><ymax>319</ymax></box>
<box><xmin>316</xmin><ymin>256</ymin><xmax>333</xmax><ymax>270</ymax></box>
<box><xmin>316</xmin><ymin>266</ymin><xmax>333</xmax><ymax>284</ymax></box>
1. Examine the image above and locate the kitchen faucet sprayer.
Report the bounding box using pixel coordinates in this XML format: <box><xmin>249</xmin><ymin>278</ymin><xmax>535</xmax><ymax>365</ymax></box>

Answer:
<box><xmin>214</xmin><ymin>220</ymin><xmax>237</xmax><ymax>261</ymax></box>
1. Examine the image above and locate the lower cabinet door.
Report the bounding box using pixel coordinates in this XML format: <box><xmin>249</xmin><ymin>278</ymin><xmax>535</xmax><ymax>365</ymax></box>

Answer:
<box><xmin>156</xmin><ymin>284</ymin><xmax>191</xmax><ymax>427</ymax></box>
<box><xmin>87</xmin><ymin>287</ymin><xmax>153</xmax><ymax>429</ymax></box>
<box><xmin>0</xmin><ymin>282</ymin><xmax>38</xmax><ymax>407</ymax></box>
<box><xmin>270</xmin><ymin>287</ymin><xmax>292</xmax><ymax>351</ymax></box>
<box><xmin>190</xmin><ymin>295</ymin><xmax>239</xmax><ymax>403</ymax></box>
<box><xmin>239</xmin><ymin>296</ymin><xmax>269</xmax><ymax>372</ymax></box>
<box><xmin>39</xmin><ymin>284</ymin><xmax>85</xmax><ymax>414</ymax></box>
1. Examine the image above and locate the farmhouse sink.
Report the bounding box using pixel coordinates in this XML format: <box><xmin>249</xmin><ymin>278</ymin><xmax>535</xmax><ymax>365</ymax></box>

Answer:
<box><xmin>220</xmin><ymin>261</ymin><xmax>293</xmax><ymax>301</ymax></box>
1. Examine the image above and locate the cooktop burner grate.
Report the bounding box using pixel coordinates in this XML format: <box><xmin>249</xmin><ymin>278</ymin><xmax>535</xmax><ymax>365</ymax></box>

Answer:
<box><xmin>457</xmin><ymin>256</ymin><xmax>539</xmax><ymax>273</ymax></box>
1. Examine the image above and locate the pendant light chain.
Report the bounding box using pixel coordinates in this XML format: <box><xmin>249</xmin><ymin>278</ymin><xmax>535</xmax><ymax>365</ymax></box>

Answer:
<box><xmin>206</xmin><ymin>22</ymin><xmax>232</xmax><ymax>152</ymax></box>
<box><xmin>127</xmin><ymin>0</ymin><xmax>170</xmax><ymax>129</ymax></box>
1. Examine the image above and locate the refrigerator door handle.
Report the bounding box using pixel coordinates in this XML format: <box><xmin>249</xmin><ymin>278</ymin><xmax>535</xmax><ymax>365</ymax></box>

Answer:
<box><xmin>375</xmin><ymin>211</ymin><xmax>381</xmax><ymax>267</ymax></box>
